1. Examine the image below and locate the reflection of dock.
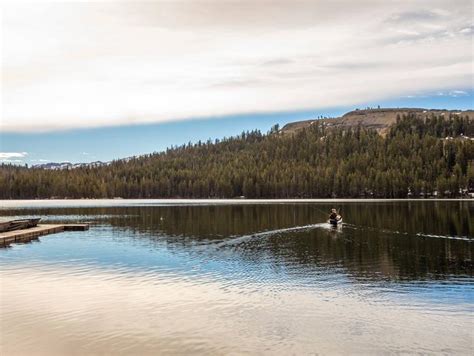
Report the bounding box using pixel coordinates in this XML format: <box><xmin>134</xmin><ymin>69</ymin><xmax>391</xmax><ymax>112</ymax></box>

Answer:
<box><xmin>0</xmin><ymin>224</ymin><xmax>89</xmax><ymax>247</ymax></box>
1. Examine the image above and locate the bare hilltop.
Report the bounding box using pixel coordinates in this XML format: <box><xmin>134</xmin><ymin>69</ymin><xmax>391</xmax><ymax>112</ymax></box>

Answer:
<box><xmin>281</xmin><ymin>108</ymin><xmax>474</xmax><ymax>136</ymax></box>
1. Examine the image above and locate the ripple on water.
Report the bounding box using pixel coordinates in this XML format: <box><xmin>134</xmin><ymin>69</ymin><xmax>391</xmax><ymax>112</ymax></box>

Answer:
<box><xmin>1</xmin><ymin>202</ymin><xmax>473</xmax><ymax>354</ymax></box>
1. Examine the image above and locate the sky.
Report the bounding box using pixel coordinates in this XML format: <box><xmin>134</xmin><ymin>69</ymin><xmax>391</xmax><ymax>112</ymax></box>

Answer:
<box><xmin>1</xmin><ymin>0</ymin><xmax>473</xmax><ymax>165</ymax></box>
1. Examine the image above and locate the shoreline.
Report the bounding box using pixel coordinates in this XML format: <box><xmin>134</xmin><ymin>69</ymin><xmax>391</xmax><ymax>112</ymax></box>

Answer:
<box><xmin>0</xmin><ymin>198</ymin><xmax>472</xmax><ymax>209</ymax></box>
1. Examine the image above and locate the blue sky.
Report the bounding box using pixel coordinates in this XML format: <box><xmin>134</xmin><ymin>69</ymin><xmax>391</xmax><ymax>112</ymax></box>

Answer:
<box><xmin>1</xmin><ymin>90</ymin><xmax>472</xmax><ymax>165</ymax></box>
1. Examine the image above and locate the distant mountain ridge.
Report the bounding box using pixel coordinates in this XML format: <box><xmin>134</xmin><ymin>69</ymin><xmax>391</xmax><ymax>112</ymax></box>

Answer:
<box><xmin>281</xmin><ymin>108</ymin><xmax>474</xmax><ymax>135</ymax></box>
<box><xmin>31</xmin><ymin>156</ymin><xmax>144</xmax><ymax>170</ymax></box>
<box><xmin>32</xmin><ymin>161</ymin><xmax>108</xmax><ymax>170</ymax></box>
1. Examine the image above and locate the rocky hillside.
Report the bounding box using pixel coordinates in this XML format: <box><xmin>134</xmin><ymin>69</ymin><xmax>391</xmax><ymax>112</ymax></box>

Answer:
<box><xmin>281</xmin><ymin>108</ymin><xmax>474</xmax><ymax>136</ymax></box>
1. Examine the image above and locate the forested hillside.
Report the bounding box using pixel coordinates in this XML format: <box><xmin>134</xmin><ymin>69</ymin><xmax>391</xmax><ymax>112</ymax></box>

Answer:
<box><xmin>1</xmin><ymin>113</ymin><xmax>473</xmax><ymax>199</ymax></box>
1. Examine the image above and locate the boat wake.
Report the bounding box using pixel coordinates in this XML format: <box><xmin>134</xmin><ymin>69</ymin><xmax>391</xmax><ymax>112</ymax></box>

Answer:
<box><xmin>414</xmin><ymin>232</ymin><xmax>472</xmax><ymax>242</ymax></box>
<box><xmin>217</xmin><ymin>223</ymin><xmax>331</xmax><ymax>247</ymax></box>
<box><xmin>215</xmin><ymin>222</ymin><xmax>471</xmax><ymax>249</ymax></box>
<box><xmin>343</xmin><ymin>223</ymin><xmax>472</xmax><ymax>242</ymax></box>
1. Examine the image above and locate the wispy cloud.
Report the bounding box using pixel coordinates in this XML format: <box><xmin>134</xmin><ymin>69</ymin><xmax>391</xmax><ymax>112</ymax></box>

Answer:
<box><xmin>436</xmin><ymin>90</ymin><xmax>469</xmax><ymax>97</ymax></box>
<box><xmin>402</xmin><ymin>89</ymin><xmax>470</xmax><ymax>99</ymax></box>
<box><xmin>2</xmin><ymin>0</ymin><xmax>473</xmax><ymax>132</ymax></box>
<box><xmin>459</xmin><ymin>26</ymin><xmax>473</xmax><ymax>34</ymax></box>
<box><xmin>449</xmin><ymin>90</ymin><xmax>468</xmax><ymax>96</ymax></box>
<box><xmin>386</xmin><ymin>10</ymin><xmax>445</xmax><ymax>24</ymax></box>
<box><xmin>0</xmin><ymin>152</ymin><xmax>28</xmax><ymax>163</ymax></box>
<box><xmin>0</xmin><ymin>152</ymin><xmax>28</xmax><ymax>159</ymax></box>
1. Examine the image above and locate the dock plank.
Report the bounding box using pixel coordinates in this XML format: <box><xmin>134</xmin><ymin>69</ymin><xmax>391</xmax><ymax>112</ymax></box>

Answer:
<box><xmin>63</xmin><ymin>224</ymin><xmax>89</xmax><ymax>231</ymax></box>
<box><xmin>0</xmin><ymin>224</ymin><xmax>89</xmax><ymax>247</ymax></box>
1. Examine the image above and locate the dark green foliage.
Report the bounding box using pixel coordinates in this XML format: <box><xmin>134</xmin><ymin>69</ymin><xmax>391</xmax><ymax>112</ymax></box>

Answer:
<box><xmin>1</xmin><ymin>113</ymin><xmax>473</xmax><ymax>199</ymax></box>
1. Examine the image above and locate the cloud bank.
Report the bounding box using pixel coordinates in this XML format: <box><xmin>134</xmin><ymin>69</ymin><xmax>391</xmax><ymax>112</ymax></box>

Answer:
<box><xmin>0</xmin><ymin>151</ymin><xmax>28</xmax><ymax>162</ymax></box>
<box><xmin>2</xmin><ymin>0</ymin><xmax>473</xmax><ymax>132</ymax></box>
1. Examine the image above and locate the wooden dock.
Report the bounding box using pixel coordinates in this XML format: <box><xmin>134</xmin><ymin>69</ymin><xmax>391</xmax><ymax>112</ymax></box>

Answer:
<box><xmin>0</xmin><ymin>224</ymin><xmax>89</xmax><ymax>247</ymax></box>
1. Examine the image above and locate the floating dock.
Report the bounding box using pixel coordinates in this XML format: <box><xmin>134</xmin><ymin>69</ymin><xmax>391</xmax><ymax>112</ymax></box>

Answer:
<box><xmin>0</xmin><ymin>223</ymin><xmax>89</xmax><ymax>247</ymax></box>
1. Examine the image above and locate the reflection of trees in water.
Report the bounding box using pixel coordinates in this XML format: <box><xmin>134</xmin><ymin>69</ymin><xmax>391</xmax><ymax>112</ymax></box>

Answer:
<box><xmin>5</xmin><ymin>202</ymin><xmax>471</xmax><ymax>236</ymax></box>
<box><xmin>3</xmin><ymin>202</ymin><xmax>472</xmax><ymax>280</ymax></box>
<box><xmin>341</xmin><ymin>201</ymin><xmax>472</xmax><ymax>238</ymax></box>
<box><xmin>269</xmin><ymin>228</ymin><xmax>472</xmax><ymax>282</ymax></box>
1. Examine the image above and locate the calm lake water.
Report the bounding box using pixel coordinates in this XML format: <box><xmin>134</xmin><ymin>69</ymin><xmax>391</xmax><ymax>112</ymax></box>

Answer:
<box><xmin>0</xmin><ymin>200</ymin><xmax>473</xmax><ymax>355</ymax></box>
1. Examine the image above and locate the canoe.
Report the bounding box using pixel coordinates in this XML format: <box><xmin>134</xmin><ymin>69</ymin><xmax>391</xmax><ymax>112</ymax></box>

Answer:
<box><xmin>0</xmin><ymin>218</ymin><xmax>42</xmax><ymax>232</ymax></box>
<box><xmin>7</xmin><ymin>220</ymin><xmax>30</xmax><ymax>231</ymax></box>
<box><xmin>0</xmin><ymin>221</ymin><xmax>12</xmax><ymax>233</ymax></box>
<box><xmin>328</xmin><ymin>216</ymin><xmax>343</xmax><ymax>226</ymax></box>
<box><xmin>26</xmin><ymin>218</ymin><xmax>41</xmax><ymax>228</ymax></box>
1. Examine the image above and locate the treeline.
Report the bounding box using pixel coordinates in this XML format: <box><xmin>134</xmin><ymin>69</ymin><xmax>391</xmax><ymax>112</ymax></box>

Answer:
<box><xmin>1</xmin><ymin>113</ymin><xmax>473</xmax><ymax>199</ymax></box>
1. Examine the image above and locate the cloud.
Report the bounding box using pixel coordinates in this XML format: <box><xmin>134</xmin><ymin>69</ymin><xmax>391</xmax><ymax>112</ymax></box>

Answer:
<box><xmin>0</xmin><ymin>152</ymin><xmax>28</xmax><ymax>159</ymax></box>
<box><xmin>435</xmin><ymin>90</ymin><xmax>469</xmax><ymax>97</ymax></box>
<box><xmin>2</xmin><ymin>0</ymin><xmax>473</xmax><ymax>132</ymax></box>
<box><xmin>449</xmin><ymin>90</ymin><xmax>468</xmax><ymax>96</ymax></box>
<box><xmin>0</xmin><ymin>152</ymin><xmax>27</xmax><ymax>164</ymax></box>
<box><xmin>387</xmin><ymin>11</ymin><xmax>440</xmax><ymax>24</ymax></box>
<box><xmin>459</xmin><ymin>26</ymin><xmax>473</xmax><ymax>34</ymax></box>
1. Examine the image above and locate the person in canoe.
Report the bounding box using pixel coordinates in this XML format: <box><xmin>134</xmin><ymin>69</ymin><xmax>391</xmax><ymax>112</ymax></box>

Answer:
<box><xmin>328</xmin><ymin>209</ymin><xmax>342</xmax><ymax>225</ymax></box>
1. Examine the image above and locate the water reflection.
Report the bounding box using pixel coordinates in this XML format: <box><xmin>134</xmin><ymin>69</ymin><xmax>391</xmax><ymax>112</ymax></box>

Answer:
<box><xmin>3</xmin><ymin>202</ymin><xmax>472</xmax><ymax>281</ymax></box>
<box><xmin>0</xmin><ymin>201</ymin><xmax>473</xmax><ymax>354</ymax></box>
<box><xmin>2</xmin><ymin>265</ymin><xmax>471</xmax><ymax>355</ymax></box>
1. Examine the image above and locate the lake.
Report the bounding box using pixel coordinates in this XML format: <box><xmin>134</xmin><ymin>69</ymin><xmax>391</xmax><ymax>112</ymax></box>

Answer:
<box><xmin>0</xmin><ymin>200</ymin><xmax>473</xmax><ymax>355</ymax></box>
